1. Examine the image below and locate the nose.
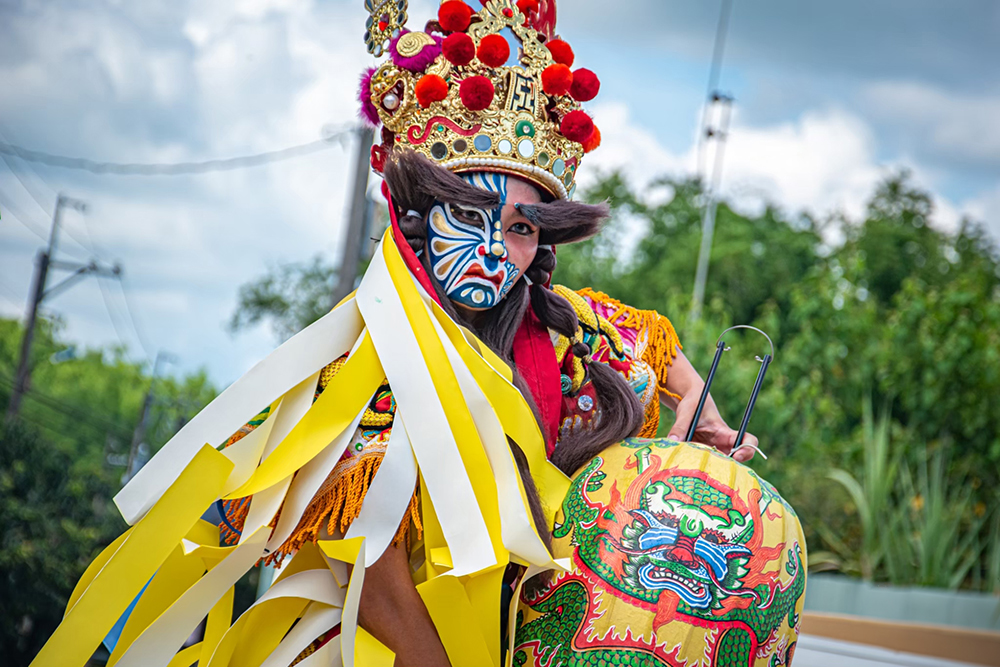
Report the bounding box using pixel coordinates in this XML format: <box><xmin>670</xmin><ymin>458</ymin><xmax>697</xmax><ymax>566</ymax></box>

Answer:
<box><xmin>488</xmin><ymin>241</ymin><xmax>506</xmax><ymax>259</ymax></box>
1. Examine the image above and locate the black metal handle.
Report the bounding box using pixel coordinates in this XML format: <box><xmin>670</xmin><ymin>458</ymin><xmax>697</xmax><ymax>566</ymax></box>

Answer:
<box><xmin>734</xmin><ymin>353</ymin><xmax>770</xmax><ymax>449</ymax></box>
<box><xmin>685</xmin><ymin>339</ymin><xmax>727</xmax><ymax>442</ymax></box>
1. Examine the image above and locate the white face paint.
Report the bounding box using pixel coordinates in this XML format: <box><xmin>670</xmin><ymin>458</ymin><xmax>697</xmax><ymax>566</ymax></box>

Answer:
<box><xmin>426</xmin><ymin>172</ymin><xmax>520</xmax><ymax>310</ymax></box>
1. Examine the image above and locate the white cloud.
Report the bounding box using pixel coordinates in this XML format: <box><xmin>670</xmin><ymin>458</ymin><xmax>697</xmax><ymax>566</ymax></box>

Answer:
<box><xmin>2</xmin><ymin>0</ymin><xmax>997</xmax><ymax>389</ymax></box>
<box><xmin>863</xmin><ymin>81</ymin><xmax>1000</xmax><ymax>166</ymax></box>
<box><xmin>584</xmin><ymin>100</ymin><xmax>997</xmax><ymax>240</ymax></box>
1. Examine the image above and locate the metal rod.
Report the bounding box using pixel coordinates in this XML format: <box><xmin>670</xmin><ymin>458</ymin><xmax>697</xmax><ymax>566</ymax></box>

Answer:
<box><xmin>733</xmin><ymin>353</ymin><xmax>771</xmax><ymax>449</ymax></box>
<box><xmin>685</xmin><ymin>339</ymin><xmax>727</xmax><ymax>442</ymax></box>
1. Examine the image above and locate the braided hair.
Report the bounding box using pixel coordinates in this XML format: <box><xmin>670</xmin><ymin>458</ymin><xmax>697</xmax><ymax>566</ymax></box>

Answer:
<box><xmin>382</xmin><ymin>150</ymin><xmax>644</xmax><ymax>537</ymax></box>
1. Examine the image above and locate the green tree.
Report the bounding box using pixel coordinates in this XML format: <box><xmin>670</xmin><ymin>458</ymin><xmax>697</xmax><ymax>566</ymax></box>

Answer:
<box><xmin>0</xmin><ymin>317</ymin><xmax>217</xmax><ymax>664</ymax></box>
<box><xmin>228</xmin><ymin>255</ymin><xmax>338</xmax><ymax>341</ymax></box>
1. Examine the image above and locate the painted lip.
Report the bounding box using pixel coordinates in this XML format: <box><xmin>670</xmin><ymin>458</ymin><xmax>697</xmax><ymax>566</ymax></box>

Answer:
<box><xmin>460</xmin><ymin>262</ymin><xmax>505</xmax><ymax>289</ymax></box>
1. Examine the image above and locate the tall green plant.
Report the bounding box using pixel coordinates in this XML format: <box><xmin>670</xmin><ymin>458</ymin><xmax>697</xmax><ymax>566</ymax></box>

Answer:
<box><xmin>896</xmin><ymin>445</ymin><xmax>987</xmax><ymax>589</ymax></box>
<box><xmin>824</xmin><ymin>401</ymin><xmax>897</xmax><ymax>580</ymax></box>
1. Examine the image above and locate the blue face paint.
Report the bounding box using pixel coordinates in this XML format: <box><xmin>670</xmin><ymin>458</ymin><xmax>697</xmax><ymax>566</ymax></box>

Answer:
<box><xmin>426</xmin><ymin>172</ymin><xmax>521</xmax><ymax>310</ymax></box>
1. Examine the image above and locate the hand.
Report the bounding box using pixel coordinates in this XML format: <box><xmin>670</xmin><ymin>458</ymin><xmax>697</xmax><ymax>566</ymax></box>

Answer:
<box><xmin>666</xmin><ymin>391</ymin><xmax>759</xmax><ymax>463</ymax></box>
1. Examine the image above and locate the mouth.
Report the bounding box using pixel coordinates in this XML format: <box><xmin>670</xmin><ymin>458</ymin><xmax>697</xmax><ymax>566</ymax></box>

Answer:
<box><xmin>460</xmin><ymin>263</ymin><xmax>505</xmax><ymax>289</ymax></box>
<box><xmin>641</xmin><ymin>564</ymin><xmax>708</xmax><ymax>598</ymax></box>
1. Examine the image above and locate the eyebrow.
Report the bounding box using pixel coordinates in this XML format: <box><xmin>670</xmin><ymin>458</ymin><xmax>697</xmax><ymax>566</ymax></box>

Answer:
<box><xmin>514</xmin><ymin>200</ymin><xmax>610</xmax><ymax>244</ymax></box>
<box><xmin>424</xmin><ymin>172</ymin><xmax>502</xmax><ymax>210</ymax></box>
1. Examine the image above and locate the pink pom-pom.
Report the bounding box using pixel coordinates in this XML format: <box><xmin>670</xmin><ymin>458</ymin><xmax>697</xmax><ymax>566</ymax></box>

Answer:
<box><xmin>358</xmin><ymin>67</ymin><xmax>380</xmax><ymax>127</ymax></box>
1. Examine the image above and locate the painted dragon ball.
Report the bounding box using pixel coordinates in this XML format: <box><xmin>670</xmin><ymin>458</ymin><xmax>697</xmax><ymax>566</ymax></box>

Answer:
<box><xmin>514</xmin><ymin>439</ymin><xmax>806</xmax><ymax>667</ymax></box>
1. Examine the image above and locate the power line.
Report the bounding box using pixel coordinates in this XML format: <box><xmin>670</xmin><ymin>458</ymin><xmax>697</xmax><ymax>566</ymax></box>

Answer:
<box><xmin>0</xmin><ymin>159</ymin><xmax>98</xmax><ymax>258</ymax></box>
<box><xmin>0</xmin><ymin>127</ymin><xmax>357</xmax><ymax>176</ymax></box>
<box><xmin>96</xmin><ymin>274</ymin><xmax>137</xmax><ymax>360</ymax></box>
<box><xmin>115</xmin><ymin>275</ymin><xmax>154</xmax><ymax>361</ymax></box>
<box><xmin>77</xmin><ymin>211</ymin><xmax>152</xmax><ymax>361</ymax></box>
<box><xmin>0</xmin><ymin>373</ymin><xmax>133</xmax><ymax>439</ymax></box>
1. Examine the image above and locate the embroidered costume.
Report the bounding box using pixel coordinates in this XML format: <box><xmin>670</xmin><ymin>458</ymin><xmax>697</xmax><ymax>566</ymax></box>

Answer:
<box><xmin>33</xmin><ymin>2</ymin><xmax>805</xmax><ymax>666</ymax></box>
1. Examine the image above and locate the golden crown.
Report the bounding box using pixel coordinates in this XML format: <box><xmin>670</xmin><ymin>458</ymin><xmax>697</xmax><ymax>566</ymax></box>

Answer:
<box><xmin>360</xmin><ymin>0</ymin><xmax>601</xmax><ymax>200</ymax></box>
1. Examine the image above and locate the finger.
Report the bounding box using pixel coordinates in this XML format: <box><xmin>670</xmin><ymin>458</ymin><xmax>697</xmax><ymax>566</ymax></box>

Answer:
<box><xmin>666</xmin><ymin>400</ymin><xmax>695</xmax><ymax>441</ymax></box>
<box><xmin>732</xmin><ymin>432</ymin><xmax>758</xmax><ymax>463</ymax></box>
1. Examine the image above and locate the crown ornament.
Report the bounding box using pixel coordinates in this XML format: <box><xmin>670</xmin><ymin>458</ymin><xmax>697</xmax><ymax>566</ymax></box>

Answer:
<box><xmin>360</xmin><ymin>0</ymin><xmax>602</xmax><ymax>200</ymax></box>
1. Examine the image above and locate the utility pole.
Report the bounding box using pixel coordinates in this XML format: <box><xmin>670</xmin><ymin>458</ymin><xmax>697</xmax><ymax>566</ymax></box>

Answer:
<box><xmin>690</xmin><ymin>95</ymin><xmax>733</xmax><ymax>322</ymax></box>
<box><xmin>331</xmin><ymin>126</ymin><xmax>374</xmax><ymax>307</ymax></box>
<box><xmin>124</xmin><ymin>350</ymin><xmax>174</xmax><ymax>483</ymax></box>
<box><xmin>695</xmin><ymin>0</ymin><xmax>735</xmax><ymax>181</ymax></box>
<box><xmin>690</xmin><ymin>0</ymin><xmax>736</xmax><ymax>322</ymax></box>
<box><xmin>6</xmin><ymin>194</ymin><xmax>124</xmax><ymax>419</ymax></box>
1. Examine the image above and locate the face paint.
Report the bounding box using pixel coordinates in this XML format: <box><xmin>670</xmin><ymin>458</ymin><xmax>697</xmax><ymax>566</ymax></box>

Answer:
<box><xmin>426</xmin><ymin>172</ymin><xmax>521</xmax><ymax>310</ymax></box>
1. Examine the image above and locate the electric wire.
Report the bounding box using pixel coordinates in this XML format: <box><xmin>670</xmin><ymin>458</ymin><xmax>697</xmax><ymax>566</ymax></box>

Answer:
<box><xmin>0</xmin><ymin>373</ymin><xmax>133</xmax><ymax>439</ymax></box>
<box><xmin>77</xmin><ymin>211</ymin><xmax>153</xmax><ymax>361</ymax></box>
<box><xmin>0</xmin><ymin>148</ymin><xmax>97</xmax><ymax>257</ymax></box>
<box><xmin>96</xmin><ymin>274</ymin><xmax>139</xmax><ymax>363</ymax></box>
<box><xmin>0</xmin><ymin>126</ymin><xmax>357</xmax><ymax>176</ymax></box>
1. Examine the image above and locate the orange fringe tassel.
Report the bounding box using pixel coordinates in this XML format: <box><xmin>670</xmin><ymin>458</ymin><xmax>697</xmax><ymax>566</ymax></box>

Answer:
<box><xmin>577</xmin><ymin>287</ymin><xmax>684</xmax><ymax>438</ymax></box>
<box><xmin>576</xmin><ymin>287</ymin><xmax>683</xmax><ymax>392</ymax></box>
<box><xmin>221</xmin><ymin>450</ymin><xmax>423</xmax><ymax>565</ymax></box>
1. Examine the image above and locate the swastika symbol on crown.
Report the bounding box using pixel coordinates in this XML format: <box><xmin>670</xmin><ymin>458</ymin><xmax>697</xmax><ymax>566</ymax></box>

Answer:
<box><xmin>506</xmin><ymin>71</ymin><xmax>538</xmax><ymax>115</ymax></box>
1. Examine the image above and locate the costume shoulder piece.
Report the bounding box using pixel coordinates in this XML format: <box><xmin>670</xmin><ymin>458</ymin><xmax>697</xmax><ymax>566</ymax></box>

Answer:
<box><xmin>575</xmin><ymin>287</ymin><xmax>682</xmax><ymax>395</ymax></box>
<box><xmin>545</xmin><ymin>285</ymin><xmax>682</xmax><ymax>439</ymax></box>
<box><xmin>360</xmin><ymin>0</ymin><xmax>604</xmax><ymax>200</ymax></box>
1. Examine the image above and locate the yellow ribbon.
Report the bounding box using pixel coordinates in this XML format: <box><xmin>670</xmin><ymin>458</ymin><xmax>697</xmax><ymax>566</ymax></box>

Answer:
<box><xmin>225</xmin><ymin>332</ymin><xmax>383</xmax><ymax>499</ymax></box>
<box><xmin>32</xmin><ymin>445</ymin><xmax>232</xmax><ymax>667</ymax></box>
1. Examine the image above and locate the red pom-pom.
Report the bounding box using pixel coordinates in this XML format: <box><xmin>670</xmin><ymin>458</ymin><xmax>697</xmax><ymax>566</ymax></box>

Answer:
<box><xmin>570</xmin><ymin>68</ymin><xmax>600</xmax><ymax>102</ymax></box>
<box><xmin>560</xmin><ymin>109</ymin><xmax>594</xmax><ymax>143</ymax></box>
<box><xmin>438</xmin><ymin>1</ymin><xmax>473</xmax><ymax>32</ymax></box>
<box><xmin>459</xmin><ymin>75</ymin><xmax>495</xmax><ymax>111</ymax></box>
<box><xmin>477</xmin><ymin>34</ymin><xmax>509</xmax><ymax>68</ymax></box>
<box><xmin>541</xmin><ymin>63</ymin><xmax>573</xmax><ymax>97</ymax></box>
<box><xmin>442</xmin><ymin>32</ymin><xmax>475</xmax><ymax>66</ymax></box>
<box><xmin>415</xmin><ymin>74</ymin><xmax>449</xmax><ymax>108</ymax></box>
<box><xmin>546</xmin><ymin>39</ymin><xmax>575</xmax><ymax>67</ymax></box>
<box><xmin>582</xmin><ymin>125</ymin><xmax>601</xmax><ymax>153</ymax></box>
<box><xmin>516</xmin><ymin>0</ymin><xmax>539</xmax><ymax>15</ymax></box>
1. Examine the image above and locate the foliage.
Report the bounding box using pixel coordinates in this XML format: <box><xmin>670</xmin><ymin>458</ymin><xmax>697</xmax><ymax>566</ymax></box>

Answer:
<box><xmin>0</xmin><ymin>317</ymin><xmax>217</xmax><ymax>664</ymax></box>
<box><xmin>224</xmin><ymin>169</ymin><xmax>1000</xmax><ymax>592</ymax></box>
<box><xmin>822</xmin><ymin>404</ymin><xmax>898</xmax><ymax>580</ymax></box>
<box><xmin>228</xmin><ymin>255</ymin><xmax>338</xmax><ymax>341</ymax></box>
<box><xmin>559</xmin><ymin>169</ymin><xmax>1000</xmax><ymax>592</ymax></box>
<box><xmin>0</xmin><ymin>421</ymin><xmax>123</xmax><ymax>662</ymax></box>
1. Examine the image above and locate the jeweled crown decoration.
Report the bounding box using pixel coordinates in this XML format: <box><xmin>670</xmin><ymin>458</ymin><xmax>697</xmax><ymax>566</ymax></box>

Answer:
<box><xmin>359</xmin><ymin>0</ymin><xmax>602</xmax><ymax>200</ymax></box>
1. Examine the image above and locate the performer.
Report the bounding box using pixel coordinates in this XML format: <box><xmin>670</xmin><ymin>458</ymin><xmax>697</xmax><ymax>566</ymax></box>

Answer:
<box><xmin>33</xmin><ymin>1</ymin><xmax>804</xmax><ymax>666</ymax></box>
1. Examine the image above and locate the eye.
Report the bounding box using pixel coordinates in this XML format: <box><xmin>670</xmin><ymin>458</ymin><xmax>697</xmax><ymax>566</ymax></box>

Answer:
<box><xmin>508</xmin><ymin>221</ymin><xmax>536</xmax><ymax>236</ymax></box>
<box><xmin>448</xmin><ymin>204</ymin><xmax>487</xmax><ymax>230</ymax></box>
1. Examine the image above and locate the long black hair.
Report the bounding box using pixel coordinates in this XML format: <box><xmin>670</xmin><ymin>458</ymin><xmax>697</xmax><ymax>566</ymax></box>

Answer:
<box><xmin>383</xmin><ymin>149</ymin><xmax>644</xmax><ymax>545</ymax></box>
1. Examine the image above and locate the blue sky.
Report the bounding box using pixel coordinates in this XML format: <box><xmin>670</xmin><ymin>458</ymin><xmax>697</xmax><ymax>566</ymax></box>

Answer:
<box><xmin>1</xmin><ymin>0</ymin><xmax>998</xmax><ymax>385</ymax></box>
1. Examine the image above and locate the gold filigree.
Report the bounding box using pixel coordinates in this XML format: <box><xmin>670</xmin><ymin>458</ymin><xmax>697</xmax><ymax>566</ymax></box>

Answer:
<box><xmin>363</xmin><ymin>0</ymin><xmax>587</xmax><ymax>199</ymax></box>
<box><xmin>364</xmin><ymin>0</ymin><xmax>408</xmax><ymax>56</ymax></box>
<box><xmin>395</xmin><ymin>31</ymin><xmax>435</xmax><ymax>58</ymax></box>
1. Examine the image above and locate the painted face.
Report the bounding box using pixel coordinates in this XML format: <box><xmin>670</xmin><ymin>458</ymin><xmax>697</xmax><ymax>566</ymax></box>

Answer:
<box><xmin>426</xmin><ymin>173</ymin><xmax>521</xmax><ymax>310</ymax></box>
